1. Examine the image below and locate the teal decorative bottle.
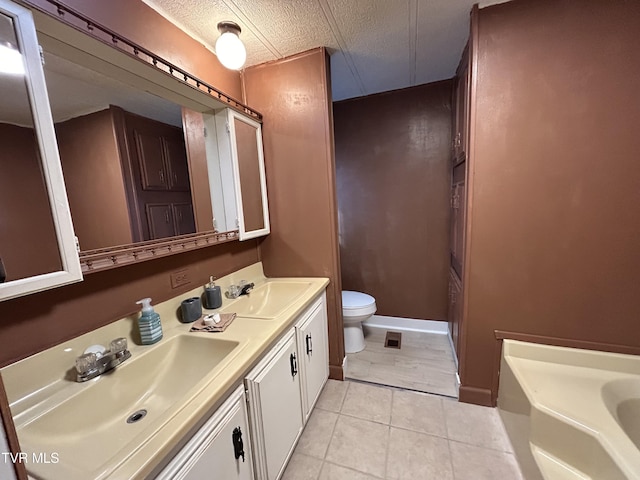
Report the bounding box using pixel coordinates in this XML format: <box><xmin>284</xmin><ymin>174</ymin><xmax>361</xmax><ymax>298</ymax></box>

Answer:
<box><xmin>136</xmin><ymin>298</ymin><xmax>163</xmax><ymax>345</ymax></box>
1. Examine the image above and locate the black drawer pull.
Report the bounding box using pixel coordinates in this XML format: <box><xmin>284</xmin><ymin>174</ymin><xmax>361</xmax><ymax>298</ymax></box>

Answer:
<box><xmin>290</xmin><ymin>352</ymin><xmax>298</xmax><ymax>377</ymax></box>
<box><xmin>305</xmin><ymin>334</ymin><xmax>313</xmax><ymax>355</ymax></box>
<box><xmin>232</xmin><ymin>426</ymin><xmax>245</xmax><ymax>462</ymax></box>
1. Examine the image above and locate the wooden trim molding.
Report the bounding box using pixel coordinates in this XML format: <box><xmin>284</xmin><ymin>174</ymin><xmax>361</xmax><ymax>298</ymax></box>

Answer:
<box><xmin>329</xmin><ymin>364</ymin><xmax>344</xmax><ymax>381</ymax></box>
<box><xmin>80</xmin><ymin>230</ymin><xmax>239</xmax><ymax>274</ymax></box>
<box><xmin>458</xmin><ymin>3</ymin><xmax>480</xmax><ymax>388</ymax></box>
<box><xmin>458</xmin><ymin>385</ymin><xmax>492</xmax><ymax>407</ymax></box>
<box><xmin>0</xmin><ymin>374</ymin><xmax>27</xmax><ymax>480</ymax></box>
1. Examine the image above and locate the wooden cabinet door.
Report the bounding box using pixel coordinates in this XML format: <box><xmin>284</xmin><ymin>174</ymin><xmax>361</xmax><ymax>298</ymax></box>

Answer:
<box><xmin>145</xmin><ymin>203</ymin><xmax>175</xmax><ymax>240</ymax></box>
<box><xmin>456</xmin><ymin>179</ymin><xmax>466</xmax><ymax>266</ymax></box>
<box><xmin>295</xmin><ymin>294</ymin><xmax>329</xmax><ymax>421</ymax></box>
<box><xmin>133</xmin><ymin>129</ymin><xmax>168</xmax><ymax>190</ymax></box>
<box><xmin>246</xmin><ymin>329</ymin><xmax>303</xmax><ymax>480</ymax></box>
<box><xmin>163</xmin><ymin>133</ymin><xmax>190</xmax><ymax>191</ymax></box>
<box><xmin>450</xmin><ymin>163</ymin><xmax>466</xmax><ymax>276</ymax></box>
<box><xmin>448</xmin><ymin>269</ymin><xmax>463</xmax><ymax>360</ymax></box>
<box><xmin>453</xmin><ymin>47</ymin><xmax>469</xmax><ymax>164</ymax></box>
<box><xmin>172</xmin><ymin>203</ymin><xmax>196</xmax><ymax>236</ymax></box>
<box><xmin>157</xmin><ymin>386</ymin><xmax>254</xmax><ymax>480</ymax></box>
<box><xmin>450</xmin><ymin>183</ymin><xmax>457</xmax><ymax>263</ymax></box>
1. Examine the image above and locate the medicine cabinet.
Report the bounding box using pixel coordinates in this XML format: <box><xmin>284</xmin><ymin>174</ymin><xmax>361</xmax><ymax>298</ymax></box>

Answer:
<box><xmin>0</xmin><ymin>0</ymin><xmax>82</xmax><ymax>302</ymax></box>
<box><xmin>205</xmin><ymin>108</ymin><xmax>270</xmax><ymax>240</ymax></box>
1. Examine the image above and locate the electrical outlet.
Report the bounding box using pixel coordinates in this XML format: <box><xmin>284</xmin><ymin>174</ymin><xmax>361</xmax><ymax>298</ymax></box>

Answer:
<box><xmin>170</xmin><ymin>269</ymin><xmax>191</xmax><ymax>289</ymax></box>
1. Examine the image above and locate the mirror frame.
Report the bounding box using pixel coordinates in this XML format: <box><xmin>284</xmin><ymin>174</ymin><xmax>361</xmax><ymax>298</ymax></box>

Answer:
<box><xmin>227</xmin><ymin>110</ymin><xmax>270</xmax><ymax>240</ymax></box>
<box><xmin>22</xmin><ymin>0</ymin><xmax>264</xmax><ymax>274</ymax></box>
<box><xmin>0</xmin><ymin>0</ymin><xmax>82</xmax><ymax>301</ymax></box>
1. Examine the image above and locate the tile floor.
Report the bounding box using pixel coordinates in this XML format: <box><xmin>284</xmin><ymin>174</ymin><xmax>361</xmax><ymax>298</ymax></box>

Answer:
<box><xmin>345</xmin><ymin>328</ymin><xmax>458</xmax><ymax>398</ymax></box>
<box><xmin>282</xmin><ymin>380</ymin><xmax>523</xmax><ymax>480</ymax></box>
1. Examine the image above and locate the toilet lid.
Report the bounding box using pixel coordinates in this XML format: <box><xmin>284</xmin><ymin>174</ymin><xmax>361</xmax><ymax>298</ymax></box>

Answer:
<box><xmin>342</xmin><ymin>291</ymin><xmax>375</xmax><ymax>310</ymax></box>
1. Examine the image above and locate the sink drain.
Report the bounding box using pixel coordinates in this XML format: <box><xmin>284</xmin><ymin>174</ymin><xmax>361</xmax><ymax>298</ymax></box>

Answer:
<box><xmin>126</xmin><ymin>409</ymin><xmax>147</xmax><ymax>424</ymax></box>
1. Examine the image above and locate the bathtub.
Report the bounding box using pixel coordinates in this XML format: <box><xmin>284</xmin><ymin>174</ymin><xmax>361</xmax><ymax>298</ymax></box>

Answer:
<box><xmin>498</xmin><ymin>339</ymin><xmax>640</xmax><ymax>480</ymax></box>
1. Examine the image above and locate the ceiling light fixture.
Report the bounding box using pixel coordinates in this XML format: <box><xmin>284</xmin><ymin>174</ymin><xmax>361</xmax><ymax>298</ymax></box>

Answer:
<box><xmin>0</xmin><ymin>42</ymin><xmax>24</xmax><ymax>75</ymax></box>
<box><xmin>215</xmin><ymin>21</ymin><xmax>246</xmax><ymax>71</ymax></box>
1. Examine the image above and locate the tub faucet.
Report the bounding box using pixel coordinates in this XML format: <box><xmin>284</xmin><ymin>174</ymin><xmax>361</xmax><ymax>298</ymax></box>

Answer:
<box><xmin>75</xmin><ymin>338</ymin><xmax>131</xmax><ymax>382</ymax></box>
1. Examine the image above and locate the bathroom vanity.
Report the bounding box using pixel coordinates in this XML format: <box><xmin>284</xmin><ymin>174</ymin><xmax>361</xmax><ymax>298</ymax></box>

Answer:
<box><xmin>1</xmin><ymin>263</ymin><xmax>329</xmax><ymax>480</ymax></box>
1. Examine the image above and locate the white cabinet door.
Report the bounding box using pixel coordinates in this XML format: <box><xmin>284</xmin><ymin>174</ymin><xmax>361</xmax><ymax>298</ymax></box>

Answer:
<box><xmin>157</xmin><ymin>386</ymin><xmax>253</xmax><ymax>480</ymax></box>
<box><xmin>245</xmin><ymin>329</ymin><xmax>303</xmax><ymax>480</ymax></box>
<box><xmin>0</xmin><ymin>0</ymin><xmax>82</xmax><ymax>302</ymax></box>
<box><xmin>296</xmin><ymin>293</ymin><xmax>329</xmax><ymax>421</ymax></box>
<box><xmin>226</xmin><ymin>109</ymin><xmax>270</xmax><ymax>241</ymax></box>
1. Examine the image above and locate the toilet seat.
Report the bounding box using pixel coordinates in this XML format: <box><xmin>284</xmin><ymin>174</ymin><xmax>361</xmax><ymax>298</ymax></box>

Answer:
<box><xmin>342</xmin><ymin>291</ymin><xmax>376</xmax><ymax>317</ymax></box>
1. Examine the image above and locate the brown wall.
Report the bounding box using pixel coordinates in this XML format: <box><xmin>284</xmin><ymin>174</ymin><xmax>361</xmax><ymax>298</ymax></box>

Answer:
<box><xmin>0</xmin><ymin>239</ymin><xmax>259</xmax><ymax>367</ymax></box>
<box><xmin>242</xmin><ymin>49</ymin><xmax>345</xmax><ymax>378</ymax></box>
<box><xmin>460</xmin><ymin>0</ymin><xmax>640</xmax><ymax>404</ymax></box>
<box><xmin>0</xmin><ymin>123</ymin><xmax>61</xmax><ymax>281</ymax></box>
<box><xmin>25</xmin><ymin>0</ymin><xmax>243</xmax><ymax>101</ymax></box>
<box><xmin>334</xmin><ymin>81</ymin><xmax>452</xmax><ymax>321</ymax></box>
<box><xmin>56</xmin><ymin>109</ymin><xmax>133</xmax><ymax>250</ymax></box>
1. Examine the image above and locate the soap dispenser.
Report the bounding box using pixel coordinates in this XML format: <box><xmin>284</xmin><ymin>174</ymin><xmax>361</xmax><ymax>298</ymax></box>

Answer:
<box><xmin>136</xmin><ymin>298</ymin><xmax>163</xmax><ymax>345</ymax></box>
<box><xmin>203</xmin><ymin>276</ymin><xmax>222</xmax><ymax>309</ymax></box>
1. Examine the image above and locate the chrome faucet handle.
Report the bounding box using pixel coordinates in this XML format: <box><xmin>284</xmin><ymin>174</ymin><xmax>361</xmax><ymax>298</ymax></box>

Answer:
<box><xmin>226</xmin><ymin>284</ymin><xmax>241</xmax><ymax>299</ymax></box>
<box><xmin>75</xmin><ymin>353</ymin><xmax>98</xmax><ymax>376</ymax></box>
<box><xmin>75</xmin><ymin>337</ymin><xmax>131</xmax><ymax>382</ymax></box>
<box><xmin>109</xmin><ymin>338</ymin><xmax>128</xmax><ymax>355</ymax></box>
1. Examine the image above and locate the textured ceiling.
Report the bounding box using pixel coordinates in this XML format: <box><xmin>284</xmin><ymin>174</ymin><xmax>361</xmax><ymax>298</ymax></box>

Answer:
<box><xmin>142</xmin><ymin>0</ymin><xmax>509</xmax><ymax>101</ymax></box>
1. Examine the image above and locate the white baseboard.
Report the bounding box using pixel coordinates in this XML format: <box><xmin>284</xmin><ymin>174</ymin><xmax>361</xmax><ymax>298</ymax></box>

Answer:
<box><xmin>363</xmin><ymin>315</ymin><xmax>449</xmax><ymax>335</ymax></box>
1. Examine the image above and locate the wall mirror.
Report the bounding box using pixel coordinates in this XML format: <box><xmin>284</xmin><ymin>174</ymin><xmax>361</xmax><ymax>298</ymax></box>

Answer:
<box><xmin>4</xmin><ymin>0</ymin><xmax>267</xmax><ymax>274</ymax></box>
<box><xmin>0</xmin><ymin>0</ymin><xmax>82</xmax><ymax>301</ymax></box>
<box><xmin>41</xmin><ymin>49</ymin><xmax>197</xmax><ymax>251</ymax></box>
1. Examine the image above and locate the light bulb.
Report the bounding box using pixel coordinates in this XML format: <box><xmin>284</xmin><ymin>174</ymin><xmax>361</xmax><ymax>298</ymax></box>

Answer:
<box><xmin>215</xmin><ymin>30</ymin><xmax>246</xmax><ymax>70</ymax></box>
<box><xmin>0</xmin><ymin>43</ymin><xmax>24</xmax><ymax>75</ymax></box>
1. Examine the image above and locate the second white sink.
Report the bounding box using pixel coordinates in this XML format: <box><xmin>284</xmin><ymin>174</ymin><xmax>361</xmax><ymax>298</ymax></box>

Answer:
<box><xmin>222</xmin><ymin>280</ymin><xmax>313</xmax><ymax>318</ymax></box>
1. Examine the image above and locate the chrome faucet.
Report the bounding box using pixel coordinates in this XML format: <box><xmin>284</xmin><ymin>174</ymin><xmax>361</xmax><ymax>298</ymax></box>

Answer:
<box><xmin>226</xmin><ymin>281</ymin><xmax>255</xmax><ymax>299</ymax></box>
<box><xmin>239</xmin><ymin>281</ymin><xmax>255</xmax><ymax>296</ymax></box>
<box><xmin>74</xmin><ymin>338</ymin><xmax>131</xmax><ymax>382</ymax></box>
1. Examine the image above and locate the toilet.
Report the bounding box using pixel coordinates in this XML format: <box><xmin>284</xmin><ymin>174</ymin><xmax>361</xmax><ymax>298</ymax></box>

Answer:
<box><xmin>342</xmin><ymin>290</ymin><xmax>377</xmax><ymax>354</ymax></box>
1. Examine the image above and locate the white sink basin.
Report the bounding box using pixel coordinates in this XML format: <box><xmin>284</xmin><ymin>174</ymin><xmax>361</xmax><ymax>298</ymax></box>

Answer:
<box><xmin>17</xmin><ymin>335</ymin><xmax>239</xmax><ymax>477</ymax></box>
